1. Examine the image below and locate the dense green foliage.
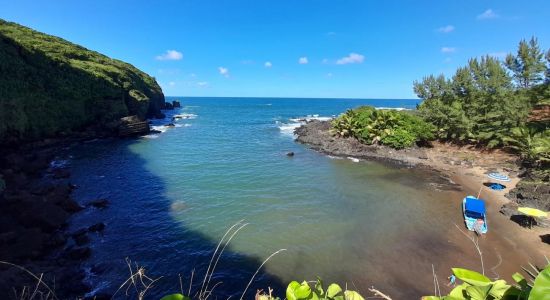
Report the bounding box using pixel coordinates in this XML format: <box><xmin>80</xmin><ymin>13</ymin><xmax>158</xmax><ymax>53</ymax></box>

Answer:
<box><xmin>0</xmin><ymin>19</ymin><xmax>165</xmax><ymax>142</ymax></box>
<box><xmin>414</xmin><ymin>37</ymin><xmax>550</xmax><ymax>170</ymax></box>
<box><xmin>161</xmin><ymin>279</ymin><xmax>366</xmax><ymax>300</ymax></box>
<box><xmin>423</xmin><ymin>264</ymin><xmax>550</xmax><ymax>300</ymax></box>
<box><xmin>330</xmin><ymin>106</ymin><xmax>435</xmax><ymax>149</ymax></box>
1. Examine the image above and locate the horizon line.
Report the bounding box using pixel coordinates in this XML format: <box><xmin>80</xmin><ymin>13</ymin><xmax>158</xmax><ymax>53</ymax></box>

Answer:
<box><xmin>163</xmin><ymin>95</ymin><xmax>420</xmax><ymax>100</ymax></box>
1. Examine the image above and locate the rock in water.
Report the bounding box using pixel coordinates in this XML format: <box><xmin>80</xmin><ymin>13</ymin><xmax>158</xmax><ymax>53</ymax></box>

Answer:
<box><xmin>286</xmin><ymin>151</ymin><xmax>295</xmax><ymax>157</ymax></box>
<box><xmin>118</xmin><ymin>115</ymin><xmax>151</xmax><ymax>137</ymax></box>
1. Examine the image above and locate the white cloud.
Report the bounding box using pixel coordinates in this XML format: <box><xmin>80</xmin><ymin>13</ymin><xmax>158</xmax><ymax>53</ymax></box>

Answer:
<box><xmin>444</xmin><ymin>57</ymin><xmax>452</xmax><ymax>63</ymax></box>
<box><xmin>322</xmin><ymin>58</ymin><xmax>329</xmax><ymax>64</ymax></box>
<box><xmin>168</xmin><ymin>81</ymin><xmax>176</xmax><ymax>86</ymax></box>
<box><xmin>327</xmin><ymin>31</ymin><xmax>336</xmax><ymax>36</ymax></box>
<box><xmin>298</xmin><ymin>57</ymin><xmax>308</xmax><ymax>64</ymax></box>
<box><xmin>477</xmin><ymin>9</ymin><xmax>498</xmax><ymax>20</ymax></box>
<box><xmin>441</xmin><ymin>47</ymin><xmax>456</xmax><ymax>53</ymax></box>
<box><xmin>189</xmin><ymin>73</ymin><xmax>197</xmax><ymax>78</ymax></box>
<box><xmin>197</xmin><ymin>82</ymin><xmax>208</xmax><ymax>87</ymax></box>
<box><xmin>336</xmin><ymin>53</ymin><xmax>365</xmax><ymax>65</ymax></box>
<box><xmin>264</xmin><ymin>61</ymin><xmax>272</xmax><ymax>68</ymax></box>
<box><xmin>218</xmin><ymin>67</ymin><xmax>229</xmax><ymax>77</ymax></box>
<box><xmin>326</xmin><ymin>73</ymin><xmax>333</xmax><ymax>78</ymax></box>
<box><xmin>155</xmin><ymin>50</ymin><xmax>183</xmax><ymax>61</ymax></box>
<box><xmin>437</xmin><ymin>25</ymin><xmax>455</xmax><ymax>33</ymax></box>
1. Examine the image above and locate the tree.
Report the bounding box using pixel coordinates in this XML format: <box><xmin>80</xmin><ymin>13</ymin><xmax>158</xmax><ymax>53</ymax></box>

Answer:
<box><xmin>546</xmin><ymin>49</ymin><xmax>550</xmax><ymax>83</ymax></box>
<box><xmin>505</xmin><ymin>37</ymin><xmax>546</xmax><ymax>88</ymax></box>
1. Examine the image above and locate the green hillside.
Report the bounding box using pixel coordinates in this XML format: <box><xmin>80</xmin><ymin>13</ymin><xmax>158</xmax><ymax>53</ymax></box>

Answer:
<box><xmin>0</xmin><ymin>19</ymin><xmax>165</xmax><ymax>143</ymax></box>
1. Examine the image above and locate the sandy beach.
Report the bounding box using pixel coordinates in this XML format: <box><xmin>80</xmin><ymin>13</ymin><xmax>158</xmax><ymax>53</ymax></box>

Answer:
<box><xmin>295</xmin><ymin>119</ymin><xmax>550</xmax><ymax>295</ymax></box>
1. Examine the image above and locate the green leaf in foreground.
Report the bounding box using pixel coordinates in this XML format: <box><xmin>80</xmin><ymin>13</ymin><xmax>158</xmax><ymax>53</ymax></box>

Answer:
<box><xmin>286</xmin><ymin>281</ymin><xmax>312</xmax><ymax>300</ymax></box>
<box><xmin>530</xmin><ymin>265</ymin><xmax>550</xmax><ymax>300</ymax></box>
<box><xmin>452</xmin><ymin>268</ymin><xmax>491</xmax><ymax>286</ymax></box>
<box><xmin>343</xmin><ymin>290</ymin><xmax>364</xmax><ymax>300</ymax></box>
<box><xmin>326</xmin><ymin>283</ymin><xmax>343</xmax><ymax>298</ymax></box>
<box><xmin>160</xmin><ymin>293</ymin><xmax>190</xmax><ymax>300</ymax></box>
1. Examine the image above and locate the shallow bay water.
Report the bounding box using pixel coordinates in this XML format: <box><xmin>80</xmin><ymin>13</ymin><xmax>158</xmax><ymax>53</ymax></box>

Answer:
<box><xmin>64</xmin><ymin>98</ymin><xmax>535</xmax><ymax>299</ymax></box>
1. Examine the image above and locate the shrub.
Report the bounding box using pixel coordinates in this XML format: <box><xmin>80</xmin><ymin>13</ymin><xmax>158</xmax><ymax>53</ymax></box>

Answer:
<box><xmin>330</xmin><ymin>106</ymin><xmax>436</xmax><ymax>149</ymax></box>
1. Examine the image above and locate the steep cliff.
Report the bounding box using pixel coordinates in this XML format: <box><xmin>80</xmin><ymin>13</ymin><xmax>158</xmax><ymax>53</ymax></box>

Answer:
<box><xmin>0</xmin><ymin>19</ymin><xmax>165</xmax><ymax>143</ymax></box>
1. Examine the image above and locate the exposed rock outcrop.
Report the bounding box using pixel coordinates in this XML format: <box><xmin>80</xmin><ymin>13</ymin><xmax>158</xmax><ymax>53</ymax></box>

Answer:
<box><xmin>118</xmin><ymin>115</ymin><xmax>150</xmax><ymax>137</ymax></box>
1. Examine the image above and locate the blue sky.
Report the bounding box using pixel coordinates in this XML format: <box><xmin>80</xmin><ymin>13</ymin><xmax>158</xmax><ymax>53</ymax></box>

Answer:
<box><xmin>1</xmin><ymin>1</ymin><xmax>549</xmax><ymax>99</ymax></box>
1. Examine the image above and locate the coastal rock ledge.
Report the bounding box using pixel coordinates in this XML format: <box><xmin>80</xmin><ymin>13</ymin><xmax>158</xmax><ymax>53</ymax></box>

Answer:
<box><xmin>294</xmin><ymin>120</ymin><xmax>429</xmax><ymax>166</ymax></box>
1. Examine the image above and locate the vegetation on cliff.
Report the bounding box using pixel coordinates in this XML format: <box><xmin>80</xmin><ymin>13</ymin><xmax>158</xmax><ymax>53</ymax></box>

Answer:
<box><xmin>0</xmin><ymin>19</ymin><xmax>165</xmax><ymax>143</ymax></box>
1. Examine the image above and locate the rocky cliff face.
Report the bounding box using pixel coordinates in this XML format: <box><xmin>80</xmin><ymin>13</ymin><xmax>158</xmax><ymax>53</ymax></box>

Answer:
<box><xmin>0</xmin><ymin>19</ymin><xmax>165</xmax><ymax>144</ymax></box>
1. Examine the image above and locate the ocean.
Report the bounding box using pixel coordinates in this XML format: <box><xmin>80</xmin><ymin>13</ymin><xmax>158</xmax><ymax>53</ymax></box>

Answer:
<box><xmin>63</xmin><ymin>97</ymin><xmax>470</xmax><ymax>298</ymax></box>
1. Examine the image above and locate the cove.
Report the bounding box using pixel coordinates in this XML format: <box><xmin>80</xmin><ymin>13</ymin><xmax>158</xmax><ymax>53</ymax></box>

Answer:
<box><xmin>65</xmin><ymin>97</ymin><xmax>508</xmax><ymax>299</ymax></box>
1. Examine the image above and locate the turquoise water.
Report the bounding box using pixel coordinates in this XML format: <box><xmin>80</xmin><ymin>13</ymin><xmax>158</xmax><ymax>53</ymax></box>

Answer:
<box><xmin>67</xmin><ymin>97</ymin><xmax>465</xmax><ymax>298</ymax></box>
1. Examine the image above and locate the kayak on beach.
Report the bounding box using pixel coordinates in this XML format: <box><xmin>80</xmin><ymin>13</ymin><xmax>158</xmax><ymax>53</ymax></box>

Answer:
<box><xmin>462</xmin><ymin>196</ymin><xmax>488</xmax><ymax>234</ymax></box>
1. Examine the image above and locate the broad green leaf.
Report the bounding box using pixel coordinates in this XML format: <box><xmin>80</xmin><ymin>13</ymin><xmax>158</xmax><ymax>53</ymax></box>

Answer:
<box><xmin>343</xmin><ymin>290</ymin><xmax>365</xmax><ymax>300</ymax></box>
<box><xmin>314</xmin><ymin>278</ymin><xmax>325</xmax><ymax>297</ymax></box>
<box><xmin>465</xmin><ymin>285</ymin><xmax>492</xmax><ymax>300</ymax></box>
<box><xmin>421</xmin><ymin>297</ymin><xmax>442</xmax><ymax>300</ymax></box>
<box><xmin>287</xmin><ymin>281</ymin><xmax>302</xmax><ymax>300</ymax></box>
<box><xmin>530</xmin><ymin>266</ymin><xmax>550</xmax><ymax>300</ymax></box>
<box><xmin>160</xmin><ymin>294</ymin><xmax>190</xmax><ymax>300</ymax></box>
<box><xmin>327</xmin><ymin>283</ymin><xmax>343</xmax><ymax>298</ymax></box>
<box><xmin>449</xmin><ymin>283</ymin><xmax>470</xmax><ymax>298</ymax></box>
<box><xmin>333</xmin><ymin>296</ymin><xmax>344</xmax><ymax>300</ymax></box>
<box><xmin>489</xmin><ymin>280</ymin><xmax>511</xmax><ymax>298</ymax></box>
<box><xmin>513</xmin><ymin>272</ymin><xmax>526</xmax><ymax>284</ymax></box>
<box><xmin>452</xmin><ymin>268</ymin><xmax>491</xmax><ymax>286</ymax></box>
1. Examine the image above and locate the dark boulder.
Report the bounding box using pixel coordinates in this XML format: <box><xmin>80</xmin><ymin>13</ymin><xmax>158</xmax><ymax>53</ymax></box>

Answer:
<box><xmin>172</xmin><ymin>100</ymin><xmax>181</xmax><ymax>108</ymax></box>
<box><xmin>65</xmin><ymin>246</ymin><xmax>91</xmax><ymax>260</ymax></box>
<box><xmin>163</xmin><ymin>102</ymin><xmax>174</xmax><ymax>110</ymax></box>
<box><xmin>118</xmin><ymin>115</ymin><xmax>150</xmax><ymax>137</ymax></box>
<box><xmin>88</xmin><ymin>222</ymin><xmax>106</xmax><ymax>232</ymax></box>
<box><xmin>286</xmin><ymin>152</ymin><xmax>295</xmax><ymax>157</ymax></box>
<box><xmin>88</xmin><ymin>199</ymin><xmax>109</xmax><ymax>209</ymax></box>
<box><xmin>52</xmin><ymin>168</ymin><xmax>71</xmax><ymax>179</ymax></box>
<box><xmin>16</xmin><ymin>202</ymin><xmax>70</xmax><ymax>232</ymax></box>
<box><xmin>73</xmin><ymin>233</ymin><xmax>90</xmax><ymax>246</ymax></box>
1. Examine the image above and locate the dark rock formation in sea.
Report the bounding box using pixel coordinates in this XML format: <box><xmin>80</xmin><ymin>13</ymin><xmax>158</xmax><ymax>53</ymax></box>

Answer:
<box><xmin>118</xmin><ymin>115</ymin><xmax>151</xmax><ymax>137</ymax></box>
<box><xmin>0</xmin><ymin>18</ymin><xmax>166</xmax><ymax>145</ymax></box>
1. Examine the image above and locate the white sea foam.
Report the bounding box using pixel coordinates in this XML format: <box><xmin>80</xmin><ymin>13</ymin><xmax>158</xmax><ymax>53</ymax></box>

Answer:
<box><xmin>347</xmin><ymin>157</ymin><xmax>360</xmax><ymax>162</ymax></box>
<box><xmin>278</xmin><ymin>114</ymin><xmax>333</xmax><ymax>136</ymax></box>
<box><xmin>173</xmin><ymin>113</ymin><xmax>197</xmax><ymax>120</ymax></box>
<box><xmin>151</xmin><ymin>125</ymin><xmax>169</xmax><ymax>133</ymax></box>
<box><xmin>49</xmin><ymin>158</ymin><xmax>70</xmax><ymax>169</ymax></box>
<box><xmin>375</xmin><ymin>107</ymin><xmax>410</xmax><ymax>111</ymax></box>
<box><xmin>328</xmin><ymin>155</ymin><xmax>343</xmax><ymax>160</ymax></box>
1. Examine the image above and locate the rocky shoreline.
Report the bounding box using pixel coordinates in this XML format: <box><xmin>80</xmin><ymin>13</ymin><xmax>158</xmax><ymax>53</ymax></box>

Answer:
<box><xmin>0</xmin><ymin>100</ymin><xmax>183</xmax><ymax>298</ymax></box>
<box><xmin>0</xmin><ymin>137</ymin><xmax>110</xmax><ymax>299</ymax></box>
<box><xmin>294</xmin><ymin>120</ymin><xmax>431</xmax><ymax>167</ymax></box>
<box><xmin>295</xmin><ymin>120</ymin><xmax>550</xmax><ymax>231</ymax></box>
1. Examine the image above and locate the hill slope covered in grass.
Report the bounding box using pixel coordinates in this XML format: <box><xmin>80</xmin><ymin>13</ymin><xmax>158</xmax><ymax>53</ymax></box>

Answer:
<box><xmin>0</xmin><ymin>19</ymin><xmax>165</xmax><ymax>143</ymax></box>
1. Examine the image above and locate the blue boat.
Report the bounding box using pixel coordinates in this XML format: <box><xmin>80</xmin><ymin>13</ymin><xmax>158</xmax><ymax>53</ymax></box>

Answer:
<box><xmin>462</xmin><ymin>196</ymin><xmax>488</xmax><ymax>234</ymax></box>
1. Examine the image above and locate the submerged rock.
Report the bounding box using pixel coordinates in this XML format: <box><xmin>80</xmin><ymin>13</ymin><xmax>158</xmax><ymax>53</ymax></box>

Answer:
<box><xmin>88</xmin><ymin>199</ymin><xmax>109</xmax><ymax>209</ymax></box>
<box><xmin>88</xmin><ymin>222</ymin><xmax>106</xmax><ymax>232</ymax></box>
<box><xmin>286</xmin><ymin>151</ymin><xmax>295</xmax><ymax>157</ymax></box>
